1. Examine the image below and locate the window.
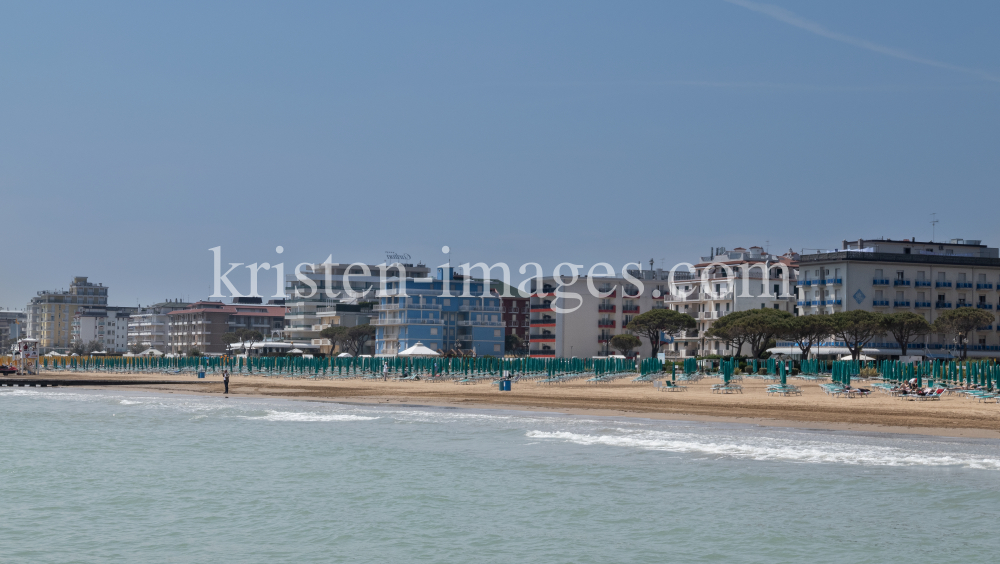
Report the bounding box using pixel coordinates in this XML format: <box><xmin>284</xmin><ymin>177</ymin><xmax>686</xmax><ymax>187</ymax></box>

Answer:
<box><xmin>494</xmin><ymin>344</ymin><xmax>501</xmax><ymax>352</ymax></box>
<box><xmin>494</xmin><ymin>329</ymin><xmax>501</xmax><ymax>337</ymax></box>
<box><xmin>875</xmin><ymin>269</ymin><xmax>883</xmax><ymax>278</ymax></box>
<box><xmin>430</xmin><ymin>328</ymin><xmax>438</xmax><ymax>335</ymax></box>
<box><xmin>896</xmin><ymin>271</ymin><xmax>904</xmax><ymax>280</ymax></box>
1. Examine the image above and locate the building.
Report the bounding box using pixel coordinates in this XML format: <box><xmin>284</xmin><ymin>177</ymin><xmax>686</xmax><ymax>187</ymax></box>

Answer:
<box><xmin>26</xmin><ymin>277</ymin><xmax>108</xmax><ymax>351</ymax></box>
<box><xmin>668</xmin><ymin>246</ymin><xmax>799</xmax><ymax>357</ymax></box>
<box><xmin>787</xmin><ymin>237</ymin><xmax>1000</xmax><ymax>358</ymax></box>
<box><xmin>492</xmin><ymin>281</ymin><xmax>529</xmax><ymax>353</ymax></box>
<box><xmin>128</xmin><ymin>300</ymin><xmax>191</xmax><ymax>352</ymax></box>
<box><xmin>72</xmin><ymin>307</ymin><xmax>135</xmax><ymax>353</ymax></box>
<box><xmin>166</xmin><ymin>300</ymin><xmax>286</xmax><ymax>355</ymax></box>
<box><xmin>0</xmin><ymin>310</ymin><xmax>27</xmax><ymax>346</ymax></box>
<box><xmin>313</xmin><ymin>303</ymin><xmax>376</xmax><ymax>355</ymax></box>
<box><xmin>283</xmin><ymin>262</ymin><xmax>430</xmax><ymax>344</ymax></box>
<box><xmin>527</xmin><ymin>266</ymin><xmax>673</xmax><ymax>359</ymax></box>
<box><xmin>374</xmin><ymin>267</ymin><xmax>505</xmax><ymax>356</ymax></box>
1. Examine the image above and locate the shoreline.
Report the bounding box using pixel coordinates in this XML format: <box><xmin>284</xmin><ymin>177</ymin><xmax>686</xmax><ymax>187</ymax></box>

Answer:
<box><xmin>24</xmin><ymin>371</ymin><xmax>998</xmax><ymax>440</ymax></box>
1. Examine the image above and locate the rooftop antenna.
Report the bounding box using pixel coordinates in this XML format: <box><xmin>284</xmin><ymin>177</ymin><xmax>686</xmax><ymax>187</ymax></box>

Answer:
<box><xmin>765</xmin><ymin>240</ymin><xmax>770</xmax><ymax>254</ymax></box>
<box><xmin>930</xmin><ymin>213</ymin><xmax>939</xmax><ymax>242</ymax></box>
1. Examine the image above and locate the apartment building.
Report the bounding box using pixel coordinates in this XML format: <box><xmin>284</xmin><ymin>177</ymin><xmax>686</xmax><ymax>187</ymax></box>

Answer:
<box><xmin>26</xmin><ymin>277</ymin><xmax>108</xmax><ymax>351</ymax></box>
<box><xmin>527</xmin><ymin>267</ymin><xmax>672</xmax><ymax>359</ymax></box>
<box><xmin>166</xmin><ymin>300</ymin><xmax>286</xmax><ymax>355</ymax></box>
<box><xmin>72</xmin><ymin>307</ymin><xmax>135</xmax><ymax>353</ymax></box>
<box><xmin>128</xmin><ymin>300</ymin><xmax>191</xmax><ymax>352</ymax></box>
<box><xmin>312</xmin><ymin>303</ymin><xmax>376</xmax><ymax>355</ymax></box>
<box><xmin>0</xmin><ymin>311</ymin><xmax>27</xmax><ymax>345</ymax></box>
<box><xmin>283</xmin><ymin>262</ymin><xmax>430</xmax><ymax>343</ymax></box>
<box><xmin>790</xmin><ymin>238</ymin><xmax>1000</xmax><ymax>357</ymax></box>
<box><xmin>374</xmin><ymin>267</ymin><xmax>505</xmax><ymax>356</ymax></box>
<box><xmin>668</xmin><ymin>247</ymin><xmax>799</xmax><ymax>357</ymax></box>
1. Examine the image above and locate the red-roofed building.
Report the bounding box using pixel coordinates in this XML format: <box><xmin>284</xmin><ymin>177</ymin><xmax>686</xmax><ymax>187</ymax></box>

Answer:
<box><xmin>167</xmin><ymin>301</ymin><xmax>286</xmax><ymax>354</ymax></box>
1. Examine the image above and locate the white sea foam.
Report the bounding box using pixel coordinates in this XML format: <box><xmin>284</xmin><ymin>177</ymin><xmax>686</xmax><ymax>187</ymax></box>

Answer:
<box><xmin>526</xmin><ymin>430</ymin><xmax>1000</xmax><ymax>470</ymax></box>
<box><xmin>251</xmin><ymin>410</ymin><xmax>379</xmax><ymax>422</ymax></box>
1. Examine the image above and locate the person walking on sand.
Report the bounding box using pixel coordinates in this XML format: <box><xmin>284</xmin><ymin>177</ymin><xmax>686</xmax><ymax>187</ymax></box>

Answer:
<box><xmin>382</xmin><ymin>362</ymin><xmax>388</xmax><ymax>381</ymax></box>
<box><xmin>223</xmin><ymin>369</ymin><xmax>230</xmax><ymax>395</ymax></box>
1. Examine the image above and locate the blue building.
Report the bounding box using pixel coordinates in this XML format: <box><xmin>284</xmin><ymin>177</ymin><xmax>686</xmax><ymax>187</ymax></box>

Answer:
<box><xmin>374</xmin><ymin>267</ymin><xmax>505</xmax><ymax>356</ymax></box>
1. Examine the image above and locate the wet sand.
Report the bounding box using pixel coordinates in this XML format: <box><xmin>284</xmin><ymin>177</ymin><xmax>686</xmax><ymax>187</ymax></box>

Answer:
<box><xmin>23</xmin><ymin>371</ymin><xmax>1000</xmax><ymax>439</ymax></box>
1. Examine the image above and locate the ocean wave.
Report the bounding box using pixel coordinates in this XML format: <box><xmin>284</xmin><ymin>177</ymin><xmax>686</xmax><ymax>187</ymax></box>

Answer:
<box><xmin>250</xmin><ymin>410</ymin><xmax>379</xmax><ymax>422</ymax></box>
<box><xmin>526</xmin><ymin>430</ymin><xmax>1000</xmax><ymax>470</ymax></box>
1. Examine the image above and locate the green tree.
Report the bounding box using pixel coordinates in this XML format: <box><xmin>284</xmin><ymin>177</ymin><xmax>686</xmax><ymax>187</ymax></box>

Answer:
<box><xmin>707</xmin><ymin>309</ymin><xmax>792</xmax><ymax>358</ymax></box>
<box><xmin>344</xmin><ymin>324</ymin><xmax>376</xmax><ymax>356</ymax></box>
<box><xmin>319</xmin><ymin>326</ymin><xmax>349</xmax><ymax>354</ymax></box>
<box><xmin>780</xmin><ymin>315</ymin><xmax>832</xmax><ymax>357</ymax></box>
<box><xmin>69</xmin><ymin>341</ymin><xmax>86</xmax><ymax>356</ymax></box>
<box><xmin>829</xmin><ymin>310</ymin><xmax>885</xmax><ymax>360</ymax></box>
<box><xmin>504</xmin><ymin>333</ymin><xmax>525</xmax><ymax>356</ymax></box>
<box><xmin>187</xmin><ymin>347</ymin><xmax>202</xmax><ymax>357</ymax></box>
<box><xmin>128</xmin><ymin>342</ymin><xmax>146</xmax><ymax>355</ymax></box>
<box><xmin>230</xmin><ymin>328</ymin><xmax>264</xmax><ymax>355</ymax></box>
<box><xmin>933</xmin><ymin>308</ymin><xmax>993</xmax><ymax>360</ymax></box>
<box><xmin>881</xmin><ymin>312</ymin><xmax>931</xmax><ymax>356</ymax></box>
<box><xmin>85</xmin><ymin>340</ymin><xmax>103</xmax><ymax>354</ymax></box>
<box><xmin>625</xmin><ymin>309</ymin><xmax>696</xmax><ymax>357</ymax></box>
<box><xmin>610</xmin><ymin>334</ymin><xmax>642</xmax><ymax>356</ymax></box>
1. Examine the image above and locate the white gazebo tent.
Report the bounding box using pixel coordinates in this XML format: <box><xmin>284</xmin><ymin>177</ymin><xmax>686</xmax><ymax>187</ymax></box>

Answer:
<box><xmin>398</xmin><ymin>342</ymin><xmax>441</xmax><ymax>357</ymax></box>
<box><xmin>840</xmin><ymin>354</ymin><xmax>875</xmax><ymax>361</ymax></box>
<box><xmin>337</xmin><ymin>352</ymin><xmax>354</xmax><ymax>358</ymax></box>
<box><xmin>139</xmin><ymin>348</ymin><xmax>165</xmax><ymax>357</ymax></box>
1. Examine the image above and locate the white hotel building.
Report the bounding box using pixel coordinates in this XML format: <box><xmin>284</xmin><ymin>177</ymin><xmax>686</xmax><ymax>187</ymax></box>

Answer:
<box><xmin>782</xmin><ymin>238</ymin><xmax>1000</xmax><ymax>358</ymax></box>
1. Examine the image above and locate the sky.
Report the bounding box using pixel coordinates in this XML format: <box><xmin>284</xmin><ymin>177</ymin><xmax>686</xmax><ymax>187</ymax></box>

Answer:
<box><xmin>1</xmin><ymin>0</ymin><xmax>998</xmax><ymax>308</ymax></box>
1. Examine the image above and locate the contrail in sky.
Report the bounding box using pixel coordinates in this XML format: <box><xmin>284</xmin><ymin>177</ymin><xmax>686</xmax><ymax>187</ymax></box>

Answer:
<box><xmin>723</xmin><ymin>0</ymin><xmax>1000</xmax><ymax>83</ymax></box>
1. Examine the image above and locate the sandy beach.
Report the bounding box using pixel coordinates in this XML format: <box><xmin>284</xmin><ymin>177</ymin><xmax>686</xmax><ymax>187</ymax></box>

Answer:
<box><xmin>16</xmin><ymin>371</ymin><xmax>1000</xmax><ymax>439</ymax></box>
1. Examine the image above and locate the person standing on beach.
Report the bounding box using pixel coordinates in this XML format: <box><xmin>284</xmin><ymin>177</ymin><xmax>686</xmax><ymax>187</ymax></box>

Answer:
<box><xmin>223</xmin><ymin>370</ymin><xmax>230</xmax><ymax>395</ymax></box>
<box><xmin>382</xmin><ymin>362</ymin><xmax>388</xmax><ymax>381</ymax></box>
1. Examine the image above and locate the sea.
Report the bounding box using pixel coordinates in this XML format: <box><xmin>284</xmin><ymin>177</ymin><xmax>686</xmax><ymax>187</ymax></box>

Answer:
<box><xmin>1</xmin><ymin>387</ymin><xmax>998</xmax><ymax>564</ymax></box>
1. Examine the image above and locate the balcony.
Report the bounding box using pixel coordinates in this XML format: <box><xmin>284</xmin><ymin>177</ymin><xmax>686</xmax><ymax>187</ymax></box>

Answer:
<box><xmin>374</xmin><ymin>303</ymin><xmax>443</xmax><ymax>311</ymax></box>
<box><xmin>956</xmin><ymin>282</ymin><xmax>974</xmax><ymax>289</ymax></box>
<box><xmin>914</xmin><ymin>280</ymin><xmax>932</xmax><ymax>287</ymax></box>
<box><xmin>529</xmin><ymin>334</ymin><xmax>555</xmax><ymax>341</ymax></box>
<box><xmin>458</xmin><ymin>320</ymin><xmax>504</xmax><ymax>327</ymax></box>
<box><xmin>598</xmin><ymin>305</ymin><xmax>616</xmax><ymax>313</ymax></box>
<box><xmin>459</xmin><ymin>305</ymin><xmax>501</xmax><ymax>312</ymax></box>
<box><xmin>873</xmin><ymin>279</ymin><xmax>889</xmax><ymax>286</ymax></box>
<box><xmin>893</xmin><ymin>301</ymin><xmax>910</xmax><ymax>307</ymax></box>
<box><xmin>872</xmin><ymin>300</ymin><xmax>890</xmax><ymax>307</ymax></box>
<box><xmin>935</xmin><ymin>281</ymin><xmax>952</xmax><ymax>288</ymax></box>
<box><xmin>977</xmin><ymin>283</ymin><xmax>994</xmax><ymax>289</ymax></box>
<box><xmin>597</xmin><ymin>320</ymin><xmax>616</xmax><ymax>328</ymax></box>
<box><xmin>977</xmin><ymin>325</ymin><xmax>994</xmax><ymax>331</ymax></box>
<box><xmin>975</xmin><ymin>303</ymin><xmax>994</xmax><ymax>310</ymax></box>
<box><xmin>956</xmin><ymin>303</ymin><xmax>972</xmax><ymax>309</ymax></box>
<box><xmin>935</xmin><ymin>302</ymin><xmax>952</xmax><ymax>309</ymax></box>
<box><xmin>622</xmin><ymin>306</ymin><xmax>640</xmax><ymax>314</ymax></box>
<box><xmin>597</xmin><ymin>336</ymin><xmax>611</xmax><ymax>343</ymax></box>
<box><xmin>529</xmin><ymin>349</ymin><xmax>555</xmax><ymax>356</ymax></box>
<box><xmin>914</xmin><ymin>301</ymin><xmax>931</xmax><ymax>308</ymax></box>
<box><xmin>824</xmin><ymin>278</ymin><xmax>842</xmax><ymax>285</ymax></box>
<box><xmin>893</xmin><ymin>279</ymin><xmax>910</xmax><ymax>286</ymax></box>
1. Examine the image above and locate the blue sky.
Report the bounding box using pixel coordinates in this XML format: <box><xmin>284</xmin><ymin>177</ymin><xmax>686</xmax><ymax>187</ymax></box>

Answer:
<box><xmin>1</xmin><ymin>0</ymin><xmax>998</xmax><ymax>308</ymax></box>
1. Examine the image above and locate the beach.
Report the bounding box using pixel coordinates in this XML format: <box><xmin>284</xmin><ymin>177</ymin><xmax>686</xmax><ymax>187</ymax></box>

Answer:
<box><xmin>23</xmin><ymin>371</ymin><xmax>1000</xmax><ymax>439</ymax></box>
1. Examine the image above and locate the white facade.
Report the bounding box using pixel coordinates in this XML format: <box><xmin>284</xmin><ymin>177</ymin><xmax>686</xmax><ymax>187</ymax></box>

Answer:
<box><xmin>128</xmin><ymin>300</ymin><xmax>191</xmax><ymax>351</ymax></box>
<box><xmin>792</xmin><ymin>238</ymin><xmax>1000</xmax><ymax>357</ymax></box>
<box><xmin>73</xmin><ymin>308</ymin><xmax>132</xmax><ymax>353</ymax></box>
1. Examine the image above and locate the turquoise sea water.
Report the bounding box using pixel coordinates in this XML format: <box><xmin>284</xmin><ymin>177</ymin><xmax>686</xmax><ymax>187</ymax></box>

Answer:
<box><xmin>1</xmin><ymin>388</ymin><xmax>998</xmax><ymax>564</ymax></box>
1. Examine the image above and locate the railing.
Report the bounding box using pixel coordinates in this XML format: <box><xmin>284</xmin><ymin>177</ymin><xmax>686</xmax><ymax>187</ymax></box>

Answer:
<box><xmin>956</xmin><ymin>303</ymin><xmax>972</xmax><ymax>308</ymax></box>
<box><xmin>977</xmin><ymin>325</ymin><xmax>994</xmax><ymax>331</ymax></box>
<box><xmin>935</xmin><ymin>302</ymin><xmax>952</xmax><ymax>308</ymax></box>
<box><xmin>893</xmin><ymin>279</ymin><xmax>910</xmax><ymax>286</ymax></box>
<box><xmin>914</xmin><ymin>280</ymin><xmax>931</xmax><ymax>287</ymax></box>
<box><xmin>457</xmin><ymin>320</ymin><xmax>504</xmax><ymax>327</ymax></box>
<box><xmin>873</xmin><ymin>279</ymin><xmax>889</xmax><ymax>285</ymax></box>
<box><xmin>956</xmin><ymin>282</ymin><xmax>974</xmax><ymax>288</ymax></box>
<box><xmin>824</xmin><ymin>278</ymin><xmax>842</xmax><ymax>285</ymax></box>
<box><xmin>529</xmin><ymin>349</ymin><xmax>556</xmax><ymax>356</ymax></box>
<box><xmin>872</xmin><ymin>300</ymin><xmax>889</xmax><ymax>306</ymax></box>
<box><xmin>976</xmin><ymin>303</ymin><xmax>994</xmax><ymax>310</ymax></box>
<box><xmin>935</xmin><ymin>281</ymin><xmax>952</xmax><ymax>287</ymax></box>
<box><xmin>622</xmin><ymin>306</ymin><xmax>640</xmax><ymax>313</ymax></box>
<box><xmin>531</xmin><ymin>318</ymin><xmax>556</xmax><ymax>325</ymax></box>
<box><xmin>823</xmin><ymin>299</ymin><xmax>842</xmax><ymax>305</ymax></box>
<box><xmin>374</xmin><ymin>303</ymin><xmax>443</xmax><ymax>311</ymax></box>
<box><xmin>458</xmin><ymin>305</ymin><xmax>501</xmax><ymax>312</ymax></box>
<box><xmin>914</xmin><ymin>301</ymin><xmax>931</xmax><ymax>308</ymax></box>
<box><xmin>373</xmin><ymin>318</ymin><xmax>444</xmax><ymax>325</ymax></box>
<box><xmin>977</xmin><ymin>283</ymin><xmax>994</xmax><ymax>289</ymax></box>
<box><xmin>598</xmin><ymin>305</ymin><xmax>616</xmax><ymax>313</ymax></box>
<box><xmin>893</xmin><ymin>301</ymin><xmax>910</xmax><ymax>307</ymax></box>
<box><xmin>597</xmin><ymin>320</ymin><xmax>615</xmax><ymax>328</ymax></box>
<box><xmin>529</xmin><ymin>334</ymin><xmax>555</xmax><ymax>340</ymax></box>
